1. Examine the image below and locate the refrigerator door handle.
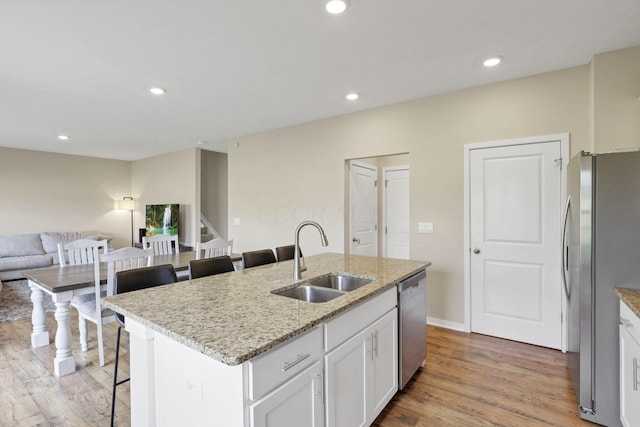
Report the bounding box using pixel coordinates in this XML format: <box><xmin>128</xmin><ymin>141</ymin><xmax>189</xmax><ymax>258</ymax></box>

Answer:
<box><xmin>561</xmin><ymin>196</ymin><xmax>571</xmax><ymax>300</ymax></box>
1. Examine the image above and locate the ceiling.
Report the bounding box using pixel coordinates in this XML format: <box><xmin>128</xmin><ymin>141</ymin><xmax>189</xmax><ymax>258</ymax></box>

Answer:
<box><xmin>2</xmin><ymin>1</ymin><xmax>640</xmax><ymax>161</ymax></box>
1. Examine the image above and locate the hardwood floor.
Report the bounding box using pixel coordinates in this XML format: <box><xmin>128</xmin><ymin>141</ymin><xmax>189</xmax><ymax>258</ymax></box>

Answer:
<box><xmin>373</xmin><ymin>326</ymin><xmax>594</xmax><ymax>427</ymax></box>
<box><xmin>1</xmin><ymin>314</ymin><xmax>594</xmax><ymax>426</ymax></box>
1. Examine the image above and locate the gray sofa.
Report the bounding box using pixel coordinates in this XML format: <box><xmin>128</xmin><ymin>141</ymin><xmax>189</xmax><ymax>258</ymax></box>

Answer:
<box><xmin>0</xmin><ymin>231</ymin><xmax>111</xmax><ymax>281</ymax></box>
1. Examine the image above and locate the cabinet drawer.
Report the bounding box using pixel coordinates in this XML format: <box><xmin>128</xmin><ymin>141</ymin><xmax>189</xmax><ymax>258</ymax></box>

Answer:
<box><xmin>620</xmin><ymin>302</ymin><xmax>640</xmax><ymax>345</ymax></box>
<box><xmin>248</xmin><ymin>326</ymin><xmax>322</xmax><ymax>400</ymax></box>
<box><xmin>324</xmin><ymin>286</ymin><xmax>397</xmax><ymax>352</ymax></box>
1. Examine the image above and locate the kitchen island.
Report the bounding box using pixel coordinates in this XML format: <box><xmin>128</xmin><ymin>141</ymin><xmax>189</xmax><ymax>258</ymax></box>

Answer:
<box><xmin>102</xmin><ymin>253</ymin><xmax>429</xmax><ymax>427</ymax></box>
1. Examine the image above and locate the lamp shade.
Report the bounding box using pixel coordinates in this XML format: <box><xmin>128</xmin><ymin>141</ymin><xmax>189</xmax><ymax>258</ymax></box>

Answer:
<box><xmin>114</xmin><ymin>197</ymin><xmax>135</xmax><ymax>211</ymax></box>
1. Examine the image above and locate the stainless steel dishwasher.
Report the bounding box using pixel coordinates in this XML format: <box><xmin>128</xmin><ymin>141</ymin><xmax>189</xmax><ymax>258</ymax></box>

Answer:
<box><xmin>398</xmin><ymin>269</ymin><xmax>427</xmax><ymax>390</ymax></box>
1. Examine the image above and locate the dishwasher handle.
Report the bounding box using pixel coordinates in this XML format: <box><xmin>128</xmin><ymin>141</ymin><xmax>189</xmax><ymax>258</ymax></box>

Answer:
<box><xmin>398</xmin><ymin>269</ymin><xmax>427</xmax><ymax>292</ymax></box>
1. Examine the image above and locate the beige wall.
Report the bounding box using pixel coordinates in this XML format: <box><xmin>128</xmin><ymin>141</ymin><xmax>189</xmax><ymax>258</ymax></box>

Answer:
<box><xmin>201</xmin><ymin>150</ymin><xmax>229</xmax><ymax>239</ymax></box>
<box><xmin>228</xmin><ymin>65</ymin><xmax>590</xmax><ymax>326</ymax></box>
<box><xmin>0</xmin><ymin>147</ymin><xmax>132</xmax><ymax>247</ymax></box>
<box><xmin>593</xmin><ymin>45</ymin><xmax>640</xmax><ymax>153</ymax></box>
<box><xmin>131</xmin><ymin>148</ymin><xmax>200</xmax><ymax>247</ymax></box>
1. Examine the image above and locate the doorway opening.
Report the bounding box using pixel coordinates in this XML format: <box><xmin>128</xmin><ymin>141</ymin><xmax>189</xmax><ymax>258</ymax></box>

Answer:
<box><xmin>345</xmin><ymin>153</ymin><xmax>410</xmax><ymax>258</ymax></box>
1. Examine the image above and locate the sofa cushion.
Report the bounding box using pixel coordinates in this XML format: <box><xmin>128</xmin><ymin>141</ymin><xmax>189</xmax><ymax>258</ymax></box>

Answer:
<box><xmin>0</xmin><ymin>254</ymin><xmax>53</xmax><ymax>271</ymax></box>
<box><xmin>40</xmin><ymin>231</ymin><xmax>100</xmax><ymax>254</ymax></box>
<box><xmin>0</xmin><ymin>234</ymin><xmax>44</xmax><ymax>257</ymax></box>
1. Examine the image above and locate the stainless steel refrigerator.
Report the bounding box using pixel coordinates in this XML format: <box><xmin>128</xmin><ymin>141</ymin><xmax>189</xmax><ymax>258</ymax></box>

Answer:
<box><xmin>565</xmin><ymin>150</ymin><xmax>640</xmax><ymax>426</ymax></box>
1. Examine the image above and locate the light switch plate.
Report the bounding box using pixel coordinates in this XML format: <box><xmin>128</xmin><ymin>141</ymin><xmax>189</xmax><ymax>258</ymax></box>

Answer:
<box><xmin>418</xmin><ymin>222</ymin><xmax>433</xmax><ymax>234</ymax></box>
<box><xmin>233</xmin><ymin>217</ymin><xmax>241</xmax><ymax>226</ymax></box>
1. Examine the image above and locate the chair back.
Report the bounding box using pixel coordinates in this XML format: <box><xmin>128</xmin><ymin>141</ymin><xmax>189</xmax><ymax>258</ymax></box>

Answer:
<box><xmin>58</xmin><ymin>239</ymin><xmax>108</xmax><ymax>267</ymax></box>
<box><xmin>97</xmin><ymin>247</ymin><xmax>155</xmax><ymax>298</ymax></box>
<box><xmin>275</xmin><ymin>245</ymin><xmax>302</xmax><ymax>262</ymax></box>
<box><xmin>195</xmin><ymin>238</ymin><xmax>233</xmax><ymax>260</ymax></box>
<box><xmin>114</xmin><ymin>264</ymin><xmax>177</xmax><ymax>325</ymax></box>
<box><xmin>142</xmin><ymin>234</ymin><xmax>179</xmax><ymax>255</ymax></box>
<box><xmin>189</xmin><ymin>255</ymin><xmax>235</xmax><ymax>280</ymax></box>
<box><xmin>242</xmin><ymin>249</ymin><xmax>277</xmax><ymax>269</ymax></box>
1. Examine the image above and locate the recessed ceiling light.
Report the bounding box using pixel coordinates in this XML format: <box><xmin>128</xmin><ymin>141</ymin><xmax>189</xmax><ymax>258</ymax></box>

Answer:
<box><xmin>197</xmin><ymin>141</ymin><xmax>206</xmax><ymax>145</ymax></box>
<box><xmin>346</xmin><ymin>93</ymin><xmax>359</xmax><ymax>101</ymax></box>
<box><xmin>149</xmin><ymin>87</ymin><xmax>165</xmax><ymax>95</ymax></box>
<box><xmin>325</xmin><ymin>0</ymin><xmax>349</xmax><ymax>14</ymax></box>
<box><xmin>58</xmin><ymin>135</ymin><xmax>69</xmax><ymax>141</ymax></box>
<box><xmin>483</xmin><ymin>56</ymin><xmax>503</xmax><ymax>67</ymax></box>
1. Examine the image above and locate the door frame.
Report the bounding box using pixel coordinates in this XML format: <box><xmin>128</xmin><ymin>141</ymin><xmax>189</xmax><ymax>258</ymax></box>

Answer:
<box><xmin>382</xmin><ymin>165</ymin><xmax>410</xmax><ymax>258</ymax></box>
<box><xmin>463</xmin><ymin>133</ymin><xmax>569</xmax><ymax>350</ymax></box>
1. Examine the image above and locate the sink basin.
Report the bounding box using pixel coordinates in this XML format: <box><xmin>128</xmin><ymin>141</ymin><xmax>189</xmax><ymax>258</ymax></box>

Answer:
<box><xmin>308</xmin><ymin>274</ymin><xmax>374</xmax><ymax>292</ymax></box>
<box><xmin>275</xmin><ymin>285</ymin><xmax>345</xmax><ymax>303</ymax></box>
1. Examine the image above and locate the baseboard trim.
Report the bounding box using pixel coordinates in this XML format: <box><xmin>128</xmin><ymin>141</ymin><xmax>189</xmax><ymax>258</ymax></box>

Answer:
<box><xmin>426</xmin><ymin>317</ymin><xmax>466</xmax><ymax>332</ymax></box>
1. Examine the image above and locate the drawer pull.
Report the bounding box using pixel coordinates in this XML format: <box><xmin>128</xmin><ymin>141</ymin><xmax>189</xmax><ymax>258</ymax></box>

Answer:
<box><xmin>282</xmin><ymin>353</ymin><xmax>310</xmax><ymax>372</ymax></box>
<box><xmin>620</xmin><ymin>317</ymin><xmax>633</xmax><ymax>328</ymax></box>
<box><xmin>634</xmin><ymin>357</ymin><xmax>639</xmax><ymax>392</ymax></box>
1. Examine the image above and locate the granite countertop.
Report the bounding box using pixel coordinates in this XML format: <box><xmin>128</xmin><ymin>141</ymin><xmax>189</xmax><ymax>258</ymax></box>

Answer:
<box><xmin>616</xmin><ymin>288</ymin><xmax>640</xmax><ymax>319</ymax></box>
<box><xmin>102</xmin><ymin>252</ymin><xmax>429</xmax><ymax>366</ymax></box>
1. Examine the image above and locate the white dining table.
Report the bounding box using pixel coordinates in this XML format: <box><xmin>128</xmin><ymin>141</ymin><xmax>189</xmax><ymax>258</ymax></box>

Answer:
<box><xmin>23</xmin><ymin>251</ymin><xmax>240</xmax><ymax>377</ymax></box>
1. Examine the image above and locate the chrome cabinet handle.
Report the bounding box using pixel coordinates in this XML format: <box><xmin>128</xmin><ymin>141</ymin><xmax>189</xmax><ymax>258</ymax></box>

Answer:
<box><xmin>367</xmin><ymin>335</ymin><xmax>373</xmax><ymax>361</ymax></box>
<box><xmin>282</xmin><ymin>353</ymin><xmax>310</xmax><ymax>372</ymax></box>
<box><xmin>620</xmin><ymin>317</ymin><xmax>633</xmax><ymax>328</ymax></box>
<box><xmin>634</xmin><ymin>357</ymin><xmax>639</xmax><ymax>392</ymax></box>
<box><xmin>315</xmin><ymin>369</ymin><xmax>325</xmax><ymax>404</ymax></box>
<box><xmin>473</xmin><ymin>248</ymin><xmax>480</xmax><ymax>254</ymax></box>
<box><xmin>374</xmin><ymin>330</ymin><xmax>379</xmax><ymax>358</ymax></box>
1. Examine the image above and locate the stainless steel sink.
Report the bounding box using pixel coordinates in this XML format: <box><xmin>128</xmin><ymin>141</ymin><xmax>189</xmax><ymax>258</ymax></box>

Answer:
<box><xmin>308</xmin><ymin>273</ymin><xmax>374</xmax><ymax>292</ymax></box>
<box><xmin>272</xmin><ymin>273</ymin><xmax>375</xmax><ymax>303</ymax></box>
<box><xmin>274</xmin><ymin>285</ymin><xmax>345</xmax><ymax>303</ymax></box>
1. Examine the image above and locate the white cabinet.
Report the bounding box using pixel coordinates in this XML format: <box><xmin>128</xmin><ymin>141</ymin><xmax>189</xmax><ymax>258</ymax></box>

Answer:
<box><xmin>620</xmin><ymin>301</ymin><xmax>640</xmax><ymax>427</ymax></box>
<box><xmin>325</xmin><ymin>309</ymin><xmax>398</xmax><ymax>427</ymax></box>
<box><xmin>250</xmin><ymin>361</ymin><xmax>324</xmax><ymax>427</ymax></box>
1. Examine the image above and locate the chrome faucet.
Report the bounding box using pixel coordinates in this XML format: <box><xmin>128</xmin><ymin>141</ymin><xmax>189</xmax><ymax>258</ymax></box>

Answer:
<box><xmin>294</xmin><ymin>221</ymin><xmax>329</xmax><ymax>281</ymax></box>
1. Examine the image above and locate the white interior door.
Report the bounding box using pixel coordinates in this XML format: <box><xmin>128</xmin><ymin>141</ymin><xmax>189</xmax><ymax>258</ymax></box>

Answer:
<box><xmin>383</xmin><ymin>167</ymin><xmax>410</xmax><ymax>259</ymax></box>
<box><xmin>349</xmin><ymin>161</ymin><xmax>378</xmax><ymax>256</ymax></box>
<box><xmin>470</xmin><ymin>141</ymin><xmax>562</xmax><ymax>349</ymax></box>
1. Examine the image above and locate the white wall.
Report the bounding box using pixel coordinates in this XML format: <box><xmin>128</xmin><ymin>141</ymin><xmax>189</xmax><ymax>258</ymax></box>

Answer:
<box><xmin>593</xmin><ymin>45</ymin><xmax>640</xmax><ymax>153</ymax></box>
<box><xmin>228</xmin><ymin>64</ymin><xmax>590</xmax><ymax>326</ymax></box>
<box><xmin>131</xmin><ymin>148</ymin><xmax>200</xmax><ymax>247</ymax></box>
<box><xmin>0</xmin><ymin>147</ymin><xmax>132</xmax><ymax>247</ymax></box>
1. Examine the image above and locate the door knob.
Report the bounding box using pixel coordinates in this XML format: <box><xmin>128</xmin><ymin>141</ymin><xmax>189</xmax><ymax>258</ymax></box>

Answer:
<box><xmin>473</xmin><ymin>248</ymin><xmax>481</xmax><ymax>254</ymax></box>
<box><xmin>352</xmin><ymin>238</ymin><xmax>360</xmax><ymax>244</ymax></box>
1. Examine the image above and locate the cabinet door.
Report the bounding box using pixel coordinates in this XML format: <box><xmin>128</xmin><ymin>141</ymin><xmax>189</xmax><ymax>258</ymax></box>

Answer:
<box><xmin>620</xmin><ymin>326</ymin><xmax>640</xmax><ymax>427</ymax></box>
<box><xmin>370</xmin><ymin>309</ymin><xmax>398</xmax><ymax>419</ymax></box>
<box><xmin>250</xmin><ymin>361</ymin><xmax>324</xmax><ymax>427</ymax></box>
<box><xmin>325</xmin><ymin>327</ymin><xmax>370</xmax><ymax>427</ymax></box>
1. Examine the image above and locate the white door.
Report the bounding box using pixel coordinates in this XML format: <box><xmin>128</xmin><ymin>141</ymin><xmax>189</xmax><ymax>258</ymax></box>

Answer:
<box><xmin>470</xmin><ymin>141</ymin><xmax>562</xmax><ymax>349</ymax></box>
<box><xmin>383</xmin><ymin>167</ymin><xmax>410</xmax><ymax>259</ymax></box>
<box><xmin>349</xmin><ymin>161</ymin><xmax>378</xmax><ymax>256</ymax></box>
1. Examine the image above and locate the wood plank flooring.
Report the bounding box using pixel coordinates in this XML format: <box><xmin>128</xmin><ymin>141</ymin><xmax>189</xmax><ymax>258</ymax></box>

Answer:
<box><xmin>1</xmin><ymin>313</ymin><xmax>594</xmax><ymax>426</ymax></box>
<box><xmin>373</xmin><ymin>326</ymin><xmax>594</xmax><ymax>427</ymax></box>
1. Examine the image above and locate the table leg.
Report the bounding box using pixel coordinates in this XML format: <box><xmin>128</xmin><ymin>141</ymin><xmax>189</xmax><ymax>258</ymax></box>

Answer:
<box><xmin>29</xmin><ymin>281</ymin><xmax>50</xmax><ymax>348</ymax></box>
<box><xmin>53</xmin><ymin>300</ymin><xmax>76</xmax><ymax>376</ymax></box>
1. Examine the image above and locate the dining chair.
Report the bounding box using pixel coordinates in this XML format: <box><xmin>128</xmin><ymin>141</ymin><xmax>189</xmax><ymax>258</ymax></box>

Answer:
<box><xmin>275</xmin><ymin>244</ymin><xmax>303</xmax><ymax>262</ymax></box>
<box><xmin>242</xmin><ymin>249</ymin><xmax>277</xmax><ymax>269</ymax></box>
<box><xmin>57</xmin><ymin>238</ymin><xmax>109</xmax><ymax>267</ymax></box>
<box><xmin>189</xmin><ymin>255</ymin><xmax>235</xmax><ymax>280</ymax></box>
<box><xmin>195</xmin><ymin>238</ymin><xmax>233</xmax><ymax>260</ymax></box>
<box><xmin>74</xmin><ymin>246</ymin><xmax>154</xmax><ymax>367</ymax></box>
<box><xmin>142</xmin><ymin>234</ymin><xmax>179</xmax><ymax>255</ymax></box>
<box><xmin>60</xmin><ymin>239</ymin><xmax>109</xmax><ymax>352</ymax></box>
<box><xmin>110</xmin><ymin>263</ymin><xmax>177</xmax><ymax>427</ymax></box>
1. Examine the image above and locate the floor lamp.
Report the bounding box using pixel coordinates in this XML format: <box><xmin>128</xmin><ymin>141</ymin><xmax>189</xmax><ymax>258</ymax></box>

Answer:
<box><xmin>114</xmin><ymin>197</ymin><xmax>135</xmax><ymax>246</ymax></box>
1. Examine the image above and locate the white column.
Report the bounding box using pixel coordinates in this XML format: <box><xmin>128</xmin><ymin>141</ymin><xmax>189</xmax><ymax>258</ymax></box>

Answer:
<box><xmin>127</xmin><ymin>318</ymin><xmax>157</xmax><ymax>427</ymax></box>
<box><xmin>29</xmin><ymin>281</ymin><xmax>50</xmax><ymax>348</ymax></box>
